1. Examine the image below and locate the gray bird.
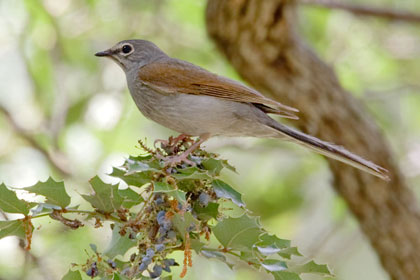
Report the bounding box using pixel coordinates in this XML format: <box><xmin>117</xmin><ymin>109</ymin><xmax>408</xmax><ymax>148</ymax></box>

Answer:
<box><xmin>95</xmin><ymin>39</ymin><xmax>389</xmax><ymax>180</ymax></box>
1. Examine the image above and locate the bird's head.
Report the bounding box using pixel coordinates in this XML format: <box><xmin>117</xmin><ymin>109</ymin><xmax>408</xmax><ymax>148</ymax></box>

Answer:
<box><xmin>95</xmin><ymin>39</ymin><xmax>166</xmax><ymax>71</ymax></box>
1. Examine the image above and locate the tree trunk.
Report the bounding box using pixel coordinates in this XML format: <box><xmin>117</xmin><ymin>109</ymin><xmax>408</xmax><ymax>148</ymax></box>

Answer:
<box><xmin>205</xmin><ymin>1</ymin><xmax>420</xmax><ymax>279</ymax></box>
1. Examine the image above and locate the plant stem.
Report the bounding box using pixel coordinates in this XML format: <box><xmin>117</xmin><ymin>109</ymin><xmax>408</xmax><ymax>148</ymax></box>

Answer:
<box><xmin>30</xmin><ymin>209</ymin><xmax>123</xmax><ymax>223</ymax></box>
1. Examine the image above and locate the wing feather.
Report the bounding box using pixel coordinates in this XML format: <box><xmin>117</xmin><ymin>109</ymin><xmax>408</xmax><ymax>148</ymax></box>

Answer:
<box><xmin>138</xmin><ymin>60</ymin><xmax>299</xmax><ymax>119</ymax></box>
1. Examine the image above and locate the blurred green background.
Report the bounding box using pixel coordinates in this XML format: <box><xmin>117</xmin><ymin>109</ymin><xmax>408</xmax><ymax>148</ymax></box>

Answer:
<box><xmin>0</xmin><ymin>0</ymin><xmax>419</xmax><ymax>279</ymax></box>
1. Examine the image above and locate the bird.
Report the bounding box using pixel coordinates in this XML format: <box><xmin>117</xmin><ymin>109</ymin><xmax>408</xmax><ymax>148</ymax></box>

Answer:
<box><xmin>95</xmin><ymin>39</ymin><xmax>389</xmax><ymax>180</ymax></box>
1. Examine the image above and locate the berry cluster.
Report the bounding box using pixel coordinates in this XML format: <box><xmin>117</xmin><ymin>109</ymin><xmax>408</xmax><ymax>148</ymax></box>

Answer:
<box><xmin>89</xmin><ymin>184</ymin><xmax>217</xmax><ymax>279</ymax></box>
<box><xmin>137</xmin><ymin>245</ymin><xmax>178</xmax><ymax>278</ymax></box>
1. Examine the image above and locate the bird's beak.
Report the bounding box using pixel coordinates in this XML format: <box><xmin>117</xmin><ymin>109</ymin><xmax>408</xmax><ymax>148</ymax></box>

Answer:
<box><xmin>95</xmin><ymin>49</ymin><xmax>113</xmax><ymax>57</ymax></box>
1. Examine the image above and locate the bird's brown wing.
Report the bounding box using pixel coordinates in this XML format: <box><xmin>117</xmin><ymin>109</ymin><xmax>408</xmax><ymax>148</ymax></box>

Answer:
<box><xmin>138</xmin><ymin>60</ymin><xmax>299</xmax><ymax>119</ymax></box>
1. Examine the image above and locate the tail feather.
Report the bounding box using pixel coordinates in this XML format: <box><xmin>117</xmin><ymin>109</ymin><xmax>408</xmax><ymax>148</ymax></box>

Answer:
<box><xmin>269</xmin><ymin>122</ymin><xmax>390</xmax><ymax>181</ymax></box>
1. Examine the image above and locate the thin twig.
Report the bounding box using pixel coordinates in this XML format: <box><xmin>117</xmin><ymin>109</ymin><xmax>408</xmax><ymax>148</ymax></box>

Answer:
<box><xmin>0</xmin><ymin>105</ymin><xmax>71</xmax><ymax>177</ymax></box>
<box><xmin>30</xmin><ymin>209</ymin><xmax>123</xmax><ymax>223</ymax></box>
<box><xmin>300</xmin><ymin>0</ymin><xmax>420</xmax><ymax>23</ymax></box>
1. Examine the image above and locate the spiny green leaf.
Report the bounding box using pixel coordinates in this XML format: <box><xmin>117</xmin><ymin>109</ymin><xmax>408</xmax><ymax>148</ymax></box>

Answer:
<box><xmin>239</xmin><ymin>251</ymin><xmax>260</xmax><ymax>265</ymax></box>
<box><xmin>213</xmin><ymin>214</ymin><xmax>262</xmax><ymax>251</ymax></box>
<box><xmin>272</xmin><ymin>271</ymin><xmax>302</xmax><ymax>280</ymax></box>
<box><xmin>261</xmin><ymin>259</ymin><xmax>287</xmax><ymax>272</ymax></box>
<box><xmin>153</xmin><ymin>182</ymin><xmax>186</xmax><ymax>203</ymax></box>
<box><xmin>172</xmin><ymin>212</ymin><xmax>199</xmax><ymax>239</ymax></box>
<box><xmin>105</xmin><ymin>226</ymin><xmax>136</xmax><ymax>259</ymax></box>
<box><xmin>110</xmin><ymin>156</ymin><xmax>161</xmax><ymax>188</ymax></box>
<box><xmin>82</xmin><ymin>176</ymin><xmax>124</xmax><ymax>213</ymax></box>
<box><xmin>110</xmin><ymin>168</ymin><xmax>154</xmax><ymax>187</ymax></box>
<box><xmin>0</xmin><ymin>220</ymin><xmax>25</xmax><ymax>239</ymax></box>
<box><xmin>31</xmin><ymin>203</ymin><xmax>62</xmax><ymax>215</ymax></box>
<box><xmin>255</xmin><ymin>241</ymin><xmax>300</xmax><ymax>259</ymax></box>
<box><xmin>23</xmin><ymin>178</ymin><xmax>70</xmax><ymax>208</ymax></box>
<box><xmin>62</xmin><ymin>270</ymin><xmax>82</xmax><ymax>280</ymax></box>
<box><xmin>190</xmin><ymin>238</ymin><xmax>205</xmax><ymax>253</ymax></box>
<box><xmin>124</xmin><ymin>156</ymin><xmax>160</xmax><ymax>175</ymax></box>
<box><xmin>193</xmin><ymin>202</ymin><xmax>219</xmax><ymax>221</ymax></box>
<box><xmin>202</xmin><ymin>158</ymin><xmax>236</xmax><ymax>175</ymax></box>
<box><xmin>201</xmin><ymin>250</ymin><xmax>226</xmax><ymax>262</ymax></box>
<box><xmin>258</xmin><ymin>233</ymin><xmax>291</xmax><ymax>250</ymax></box>
<box><xmin>118</xmin><ymin>187</ymin><xmax>144</xmax><ymax>208</ymax></box>
<box><xmin>278</xmin><ymin>247</ymin><xmax>302</xmax><ymax>259</ymax></box>
<box><xmin>0</xmin><ymin>184</ymin><xmax>33</xmax><ymax>215</ymax></box>
<box><xmin>172</xmin><ymin>167</ymin><xmax>212</xmax><ymax>181</ymax></box>
<box><xmin>256</xmin><ymin>245</ymin><xmax>281</xmax><ymax>255</ymax></box>
<box><xmin>212</xmin><ymin>180</ymin><xmax>244</xmax><ymax>207</ymax></box>
<box><xmin>288</xmin><ymin>260</ymin><xmax>332</xmax><ymax>276</ymax></box>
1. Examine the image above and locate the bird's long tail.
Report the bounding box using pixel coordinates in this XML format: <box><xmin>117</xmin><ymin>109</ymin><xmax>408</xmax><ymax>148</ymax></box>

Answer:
<box><xmin>268</xmin><ymin>122</ymin><xmax>389</xmax><ymax>180</ymax></box>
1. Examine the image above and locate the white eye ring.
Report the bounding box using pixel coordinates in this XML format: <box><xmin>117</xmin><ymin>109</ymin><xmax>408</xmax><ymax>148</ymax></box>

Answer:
<box><xmin>121</xmin><ymin>44</ymin><xmax>134</xmax><ymax>56</ymax></box>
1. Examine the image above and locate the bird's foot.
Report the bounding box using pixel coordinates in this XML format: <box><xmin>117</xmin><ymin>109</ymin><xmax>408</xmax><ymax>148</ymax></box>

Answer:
<box><xmin>154</xmin><ymin>138</ymin><xmax>169</xmax><ymax>148</ymax></box>
<box><xmin>154</xmin><ymin>134</ymin><xmax>192</xmax><ymax>150</ymax></box>
<box><xmin>163</xmin><ymin>152</ymin><xmax>196</xmax><ymax>167</ymax></box>
<box><xmin>171</xmin><ymin>134</ymin><xmax>193</xmax><ymax>146</ymax></box>
<box><xmin>161</xmin><ymin>134</ymin><xmax>211</xmax><ymax>167</ymax></box>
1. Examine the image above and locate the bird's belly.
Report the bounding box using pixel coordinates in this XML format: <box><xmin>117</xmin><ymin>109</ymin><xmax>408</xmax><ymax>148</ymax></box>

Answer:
<box><xmin>130</xmin><ymin>87</ymin><xmax>278</xmax><ymax>137</ymax></box>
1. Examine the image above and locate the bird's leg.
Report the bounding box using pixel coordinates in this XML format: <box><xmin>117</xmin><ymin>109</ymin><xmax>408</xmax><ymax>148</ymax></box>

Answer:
<box><xmin>171</xmin><ymin>134</ymin><xmax>193</xmax><ymax>146</ymax></box>
<box><xmin>154</xmin><ymin>134</ymin><xmax>191</xmax><ymax>149</ymax></box>
<box><xmin>163</xmin><ymin>134</ymin><xmax>210</xmax><ymax>167</ymax></box>
<box><xmin>154</xmin><ymin>138</ymin><xmax>169</xmax><ymax>148</ymax></box>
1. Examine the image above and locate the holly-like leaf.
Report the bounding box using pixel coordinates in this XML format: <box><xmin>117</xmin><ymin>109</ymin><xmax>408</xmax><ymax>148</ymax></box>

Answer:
<box><xmin>239</xmin><ymin>251</ymin><xmax>260</xmax><ymax>265</ymax></box>
<box><xmin>272</xmin><ymin>271</ymin><xmax>302</xmax><ymax>280</ymax></box>
<box><xmin>201</xmin><ymin>250</ymin><xmax>226</xmax><ymax>262</ymax></box>
<box><xmin>202</xmin><ymin>158</ymin><xmax>236</xmax><ymax>175</ymax></box>
<box><xmin>256</xmin><ymin>245</ymin><xmax>281</xmax><ymax>255</ymax></box>
<box><xmin>256</xmin><ymin>233</ymin><xmax>300</xmax><ymax>260</ymax></box>
<box><xmin>0</xmin><ymin>220</ymin><xmax>25</xmax><ymax>239</ymax></box>
<box><xmin>0</xmin><ymin>184</ymin><xmax>33</xmax><ymax>215</ymax></box>
<box><xmin>213</xmin><ymin>214</ymin><xmax>262</xmax><ymax>251</ymax></box>
<box><xmin>212</xmin><ymin>180</ymin><xmax>244</xmax><ymax>207</ymax></box>
<box><xmin>193</xmin><ymin>202</ymin><xmax>219</xmax><ymax>221</ymax></box>
<box><xmin>31</xmin><ymin>203</ymin><xmax>62</xmax><ymax>215</ymax></box>
<box><xmin>190</xmin><ymin>238</ymin><xmax>205</xmax><ymax>253</ymax></box>
<box><xmin>82</xmin><ymin>176</ymin><xmax>123</xmax><ymax>213</ymax></box>
<box><xmin>258</xmin><ymin>233</ymin><xmax>291</xmax><ymax>250</ymax></box>
<box><xmin>288</xmin><ymin>261</ymin><xmax>332</xmax><ymax>276</ymax></box>
<box><xmin>278</xmin><ymin>247</ymin><xmax>302</xmax><ymax>259</ymax></box>
<box><xmin>172</xmin><ymin>212</ymin><xmax>199</xmax><ymax>239</ymax></box>
<box><xmin>118</xmin><ymin>187</ymin><xmax>144</xmax><ymax>208</ymax></box>
<box><xmin>105</xmin><ymin>226</ymin><xmax>136</xmax><ymax>258</ymax></box>
<box><xmin>110</xmin><ymin>168</ymin><xmax>154</xmax><ymax>187</ymax></box>
<box><xmin>62</xmin><ymin>270</ymin><xmax>82</xmax><ymax>280</ymax></box>
<box><xmin>172</xmin><ymin>167</ymin><xmax>212</xmax><ymax>181</ymax></box>
<box><xmin>124</xmin><ymin>156</ymin><xmax>160</xmax><ymax>175</ymax></box>
<box><xmin>261</xmin><ymin>259</ymin><xmax>287</xmax><ymax>272</ymax></box>
<box><xmin>153</xmin><ymin>182</ymin><xmax>186</xmax><ymax>203</ymax></box>
<box><xmin>24</xmin><ymin>178</ymin><xmax>71</xmax><ymax>208</ymax></box>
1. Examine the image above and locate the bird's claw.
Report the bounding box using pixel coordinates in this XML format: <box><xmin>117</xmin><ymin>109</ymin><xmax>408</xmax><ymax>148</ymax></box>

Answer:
<box><xmin>163</xmin><ymin>154</ymin><xmax>196</xmax><ymax>167</ymax></box>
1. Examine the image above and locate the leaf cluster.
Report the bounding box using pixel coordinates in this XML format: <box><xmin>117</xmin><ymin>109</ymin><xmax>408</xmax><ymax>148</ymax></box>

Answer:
<box><xmin>0</xmin><ymin>137</ymin><xmax>332</xmax><ymax>280</ymax></box>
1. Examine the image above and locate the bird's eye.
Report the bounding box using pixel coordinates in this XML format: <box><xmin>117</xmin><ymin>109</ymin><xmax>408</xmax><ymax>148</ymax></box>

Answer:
<box><xmin>121</xmin><ymin>44</ymin><xmax>133</xmax><ymax>54</ymax></box>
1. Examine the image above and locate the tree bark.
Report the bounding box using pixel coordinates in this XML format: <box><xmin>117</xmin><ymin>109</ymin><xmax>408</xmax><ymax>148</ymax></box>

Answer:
<box><xmin>205</xmin><ymin>1</ymin><xmax>420</xmax><ymax>279</ymax></box>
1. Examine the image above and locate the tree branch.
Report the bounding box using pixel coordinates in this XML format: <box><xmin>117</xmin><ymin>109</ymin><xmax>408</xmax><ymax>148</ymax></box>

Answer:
<box><xmin>300</xmin><ymin>0</ymin><xmax>420</xmax><ymax>23</ymax></box>
<box><xmin>206</xmin><ymin>1</ymin><xmax>420</xmax><ymax>279</ymax></box>
<box><xmin>0</xmin><ymin>106</ymin><xmax>71</xmax><ymax>177</ymax></box>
